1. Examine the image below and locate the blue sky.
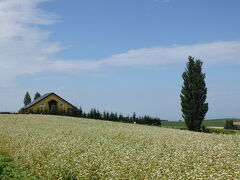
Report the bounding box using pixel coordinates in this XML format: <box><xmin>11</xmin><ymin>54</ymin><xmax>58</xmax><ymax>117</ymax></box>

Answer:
<box><xmin>0</xmin><ymin>0</ymin><xmax>240</xmax><ymax>120</ymax></box>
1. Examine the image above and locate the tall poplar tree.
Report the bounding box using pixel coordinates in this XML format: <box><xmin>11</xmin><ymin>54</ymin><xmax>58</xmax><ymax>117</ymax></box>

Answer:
<box><xmin>24</xmin><ymin>92</ymin><xmax>32</xmax><ymax>106</ymax></box>
<box><xmin>180</xmin><ymin>56</ymin><xmax>208</xmax><ymax>131</ymax></box>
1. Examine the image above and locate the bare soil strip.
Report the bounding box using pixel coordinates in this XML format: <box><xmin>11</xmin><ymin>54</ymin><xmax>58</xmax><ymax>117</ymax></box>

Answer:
<box><xmin>233</xmin><ymin>122</ymin><xmax>240</xmax><ymax>125</ymax></box>
<box><xmin>207</xmin><ymin>126</ymin><xmax>224</xmax><ymax>129</ymax></box>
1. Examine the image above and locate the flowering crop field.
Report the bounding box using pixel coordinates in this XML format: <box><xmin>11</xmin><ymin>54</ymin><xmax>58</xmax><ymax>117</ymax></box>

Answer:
<box><xmin>0</xmin><ymin>114</ymin><xmax>239</xmax><ymax>179</ymax></box>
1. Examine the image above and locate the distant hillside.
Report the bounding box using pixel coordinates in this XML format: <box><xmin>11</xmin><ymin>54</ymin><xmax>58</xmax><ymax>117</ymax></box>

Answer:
<box><xmin>161</xmin><ymin>118</ymin><xmax>240</xmax><ymax>128</ymax></box>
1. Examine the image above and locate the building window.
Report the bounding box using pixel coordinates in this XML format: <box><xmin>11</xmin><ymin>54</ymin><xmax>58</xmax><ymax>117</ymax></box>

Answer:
<box><xmin>59</xmin><ymin>104</ymin><xmax>64</xmax><ymax>107</ymax></box>
<box><xmin>40</xmin><ymin>103</ymin><xmax>45</xmax><ymax>107</ymax></box>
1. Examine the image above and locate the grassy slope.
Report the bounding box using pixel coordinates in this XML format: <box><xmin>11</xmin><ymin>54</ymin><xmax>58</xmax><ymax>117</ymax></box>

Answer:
<box><xmin>0</xmin><ymin>115</ymin><xmax>239</xmax><ymax>179</ymax></box>
<box><xmin>162</xmin><ymin>118</ymin><xmax>240</xmax><ymax>128</ymax></box>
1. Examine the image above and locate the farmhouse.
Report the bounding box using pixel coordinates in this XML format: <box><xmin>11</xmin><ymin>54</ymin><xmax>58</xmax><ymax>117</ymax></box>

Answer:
<box><xmin>23</xmin><ymin>92</ymin><xmax>76</xmax><ymax>113</ymax></box>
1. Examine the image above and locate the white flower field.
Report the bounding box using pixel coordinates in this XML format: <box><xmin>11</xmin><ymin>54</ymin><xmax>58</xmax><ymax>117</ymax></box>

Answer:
<box><xmin>0</xmin><ymin>114</ymin><xmax>239</xmax><ymax>179</ymax></box>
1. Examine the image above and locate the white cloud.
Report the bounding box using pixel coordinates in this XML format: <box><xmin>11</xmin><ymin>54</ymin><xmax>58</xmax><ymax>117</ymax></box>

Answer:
<box><xmin>0</xmin><ymin>0</ymin><xmax>60</xmax><ymax>86</ymax></box>
<box><xmin>0</xmin><ymin>0</ymin><xmax>240</xmax><ymax>87</ymax></box>
<box><xmin>51</xmin><ymin>41</ymin><xmax>240</xmax><ymax>72</ymax></box>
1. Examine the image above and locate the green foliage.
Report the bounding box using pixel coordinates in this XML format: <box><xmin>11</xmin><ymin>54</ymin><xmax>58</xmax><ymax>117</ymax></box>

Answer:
<box><xmin>0</xmin><ymin>151</ymin><xmax>37</xmax><ymax>179</ymax></box>
<box><xmin>224</xmin><ymin>120</ymin><xmax>240</xmax><ymax>130</ymax></box>
<box><xmin>224</xmin><ymin>120</ymin><xmax>234</xmax><ymax>129</ymax></box>
<box><xmin>180</xmin><ymin>56</ymin><xmax>208</xmax><ymax>131</ymax></box>
<box><xmin>33</xmin><ymin>92</ymin><xmax>41</xmax><ymax>100</ymax></box>
<box><xmin>63</xmin><ymin>171</ymin><xmax>77</xmax><ymax>180</ymax></box>
<box><xmin>207</xmin><ymin>128</ymin><xmax>237</xmax><ymax>134</ymax></box>
<box><xmin>202</xmin><ymin>119</ymin><xmax>238</xmax><ymax>127</ymax></box>
<box><xmin>23</xmin><ymin>92</ymin><xmax>31</xmax><ymax>106</ymax></box>
<box><xmin>201</xmin><ymin>125</ymin><xmax>209</xmax><ymax>133</ymax></box>
<box><xmin>18</xmin><ymin>108</ymin><xmax>26</xmax><ymax>114</ymax></box>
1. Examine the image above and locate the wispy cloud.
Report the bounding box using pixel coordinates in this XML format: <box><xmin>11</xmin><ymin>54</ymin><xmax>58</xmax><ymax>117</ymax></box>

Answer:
<box><xmin>0</xmin><ymin>0</ymin><xmax>60</xmax><ymax>86</ymax></box>
<box><xmin>0</xmin><ymin>0</ymin><xmax>240</xmax><ymax>87</ymax></box>
<box><xmin>50</xmin><ymin>41</ymin><xmax>240</xmax><ymax>72</ymax></box>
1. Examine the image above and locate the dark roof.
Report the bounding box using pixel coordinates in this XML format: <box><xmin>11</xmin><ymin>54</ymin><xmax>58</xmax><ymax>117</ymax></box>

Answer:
<box><xmin>23</xmin><ymin>92</ymin><xmax>76</xmax><ymax>109</ymax></box>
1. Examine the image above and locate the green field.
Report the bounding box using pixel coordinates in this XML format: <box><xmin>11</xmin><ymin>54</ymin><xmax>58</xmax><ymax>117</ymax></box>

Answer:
<box><xmin>0</xmin><ymin>115</ymin><xmax>239</xmax><ymax>179</ymax></box>
<box><xmin>162</xmin><ymin>118</ymin><xmax>240</xmax><ymax>128</ymax></box>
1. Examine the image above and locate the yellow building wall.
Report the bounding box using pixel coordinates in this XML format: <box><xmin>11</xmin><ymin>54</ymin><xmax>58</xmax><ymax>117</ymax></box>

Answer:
<box><xmin>27</xmin><ymin>94</ymin><xmax>74</xmax><ymax>112</ymax></box>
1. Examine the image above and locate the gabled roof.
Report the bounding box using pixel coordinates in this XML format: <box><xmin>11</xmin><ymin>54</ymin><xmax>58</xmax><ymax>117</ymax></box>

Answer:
<box><xmin>23</xmin><ymin>92</ymin><xmax>76</xmax><ymax>109</ymax></box>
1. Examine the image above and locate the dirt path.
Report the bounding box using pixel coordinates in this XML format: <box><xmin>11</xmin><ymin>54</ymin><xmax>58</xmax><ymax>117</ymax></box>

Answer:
<box><xmin>207</xmin><ymin>126</ymin><xmax>224</xmax><ymax>129</ymax></box>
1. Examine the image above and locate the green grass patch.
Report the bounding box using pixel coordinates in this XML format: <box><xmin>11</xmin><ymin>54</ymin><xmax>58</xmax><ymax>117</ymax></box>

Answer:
<box><xmin>0</xmin><ymin>151</ymin><xmax>37</xmax><ymax>180</ymax></box>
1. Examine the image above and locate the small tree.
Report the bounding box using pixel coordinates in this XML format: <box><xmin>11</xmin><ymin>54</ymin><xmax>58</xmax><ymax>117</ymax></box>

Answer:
<box><xmin>34</xmin><ymin>92</ymin><xmax>41</xmax><ymax>100</ymax></box>
<box><xmin>180</xmin><ymin>56</ymin><xmax>208</xmax><ymax>131</ymax></box>
<box><xmin>24</xmin><ymin>92</ymin><xmax>32</xmax><ymax>106</ymax></box>
<box><xmin>132</xmin><ymin>112</ymin><xmax>136</xmax><ymax>122</ymax></box>
<box><xmin>224</xmin><ymin>120</ymin><xmax>234</xmax><ymax>129</ymax></box>
<box><xmin>79</xmin><ymin>107</ymin><xmax>83</xmax><ymax>117</ymax></box>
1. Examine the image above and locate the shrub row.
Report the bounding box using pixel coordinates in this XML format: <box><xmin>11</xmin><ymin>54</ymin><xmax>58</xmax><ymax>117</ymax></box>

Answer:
<box><xmin>201</xmin><ymin>125</ymin><xmax>238</xmax><ymax>135</ymax></box>
<box><xmin>19</xmin><ymin>107</ymin><xmax>161</xmax><ymax>126</ymax></box>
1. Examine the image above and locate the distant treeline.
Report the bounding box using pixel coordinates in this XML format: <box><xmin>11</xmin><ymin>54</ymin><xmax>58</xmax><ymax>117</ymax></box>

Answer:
<box><xmin>19</xmin><ymin>107</ymin><xmax>161</xmax><ymax>126</ymax></box>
